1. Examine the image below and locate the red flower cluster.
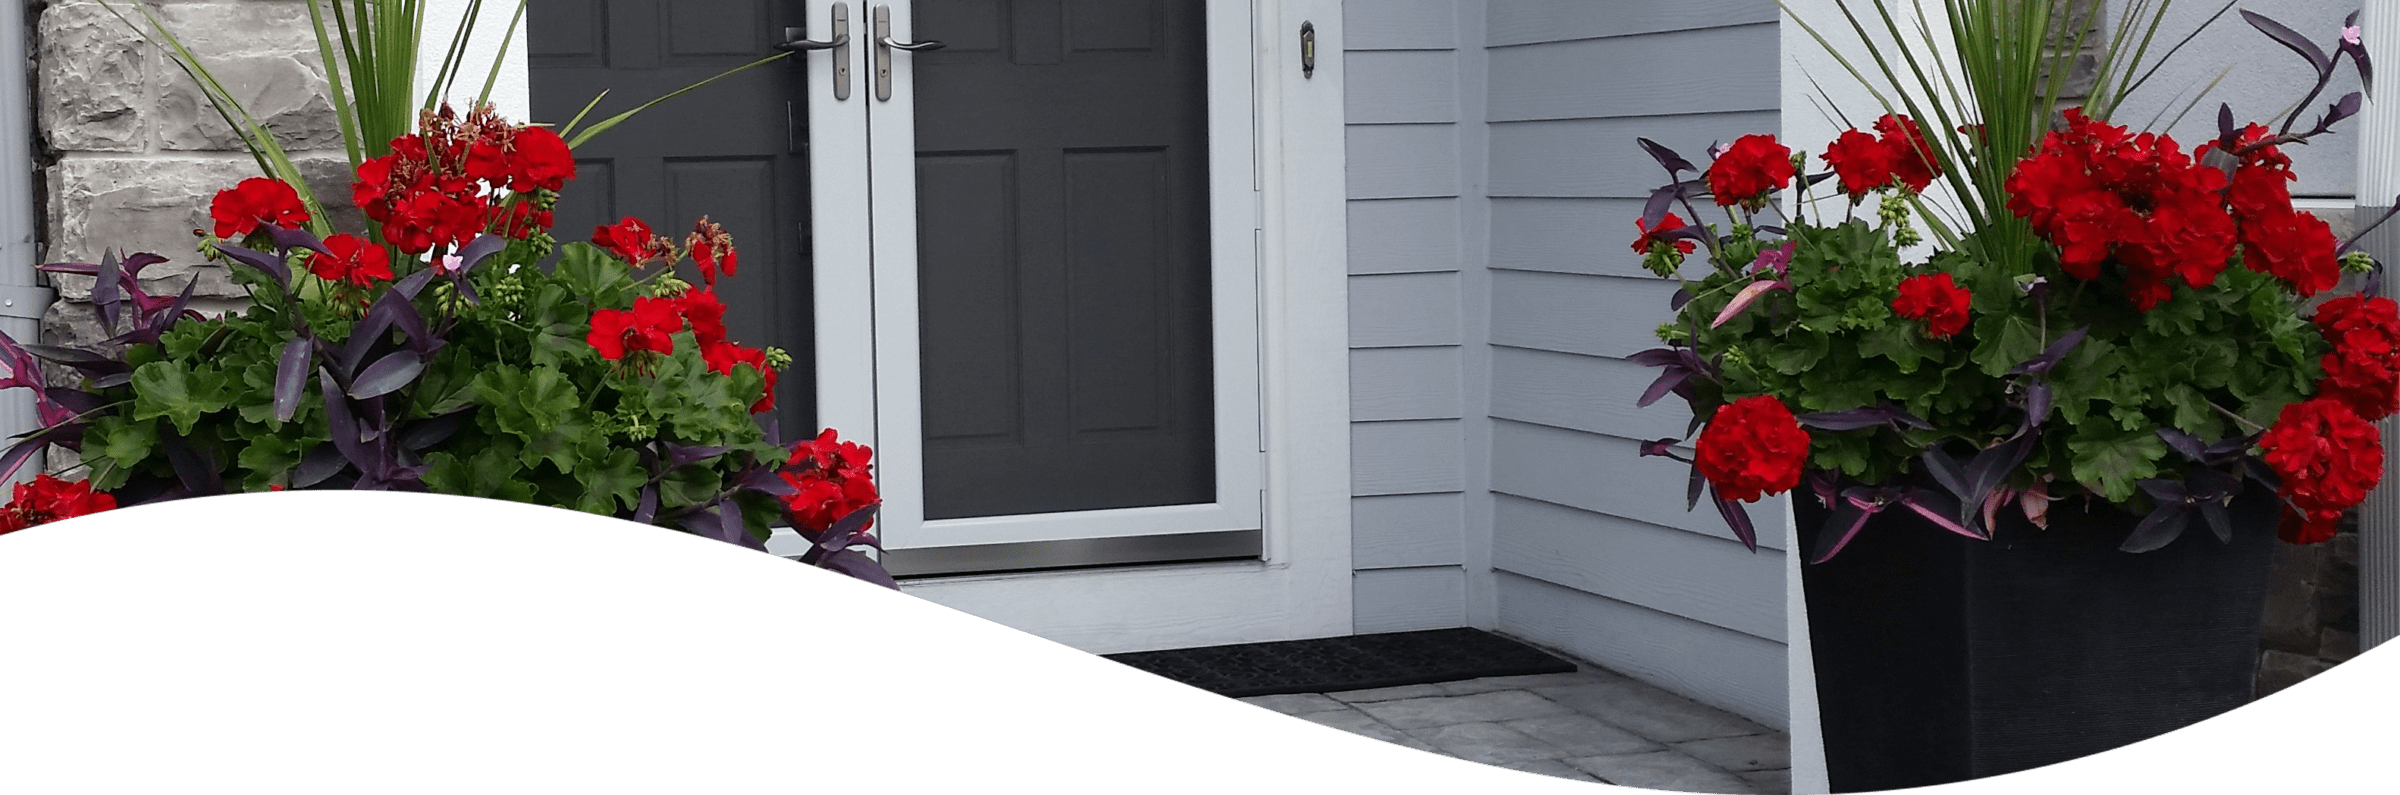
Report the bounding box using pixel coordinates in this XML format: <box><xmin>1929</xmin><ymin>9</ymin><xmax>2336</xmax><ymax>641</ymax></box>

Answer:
<box><xmin>2260</xmin><ymin>396</ymin><xmax>2384</xmax><ymax>544</ymax></box>
<box><xmin>1822</xmin><ymin>114</ymin><xmax>1943</xmax><ymax>198</ymax></box>
<box><xmin>2224</xmin><ymin>129</ymin><xmax>2341</xmax><ymax>296</ymax></box>
<box><xmin>585</xmin><ymin>287</ymin><xmax>778</xmax><ymax>413</ymax></box>
<box><xmin>2313</xmin><ymin>294</ymin><xmax>2400</xmax><ymax>421</ymax></box>
<box><xmin>593</xmin><ymin>217</ymin><xmax>676</xmax><ymax>267</ymax></box>
<box><xmin>781</xmin><ymin>429</ymin><xmax>878</xmax><ymax>532</ymax></box>
<box><xmin>1695</xmin><ymin>395</ymin><xmax>1811</xmax><ymax>503</ymax></box>
<box><xmin>2005</xmin><ymin>109</ymin><xmax>2239</xmax><ymax>312</ymax></box>
<box><xmin>352</xmin><ymin>105</ymin><xmax>572</xmax><ymax>255</ymax></box>
<box><xmin>686</xmin><ymin>217</ymin><xmax>740</xmax><ymax>289</ymax></box>
<box><xmin>0</xmin><ymin>474</ymin><xmax>117</xmax><ymax>535</ymax></box>
<box><xmin>1707</xmin><ymin>135</ymin><xmax>1796</xmax><ymax>208</ymax></box>
<box><xmin>1632</xmin><ymin>212</ymin><xmax>1698</xmax><ymax>257</ymax></box>
<box><xmin>209</xmin><ymin>177</ymin><xmax>310</xmax><ymax>239</ymax></box>
<box><xmin>677</xmin><ymin>289</ymin><xmax>778</xmax><ymax>414</ymax></box>
<box><xmin>307</xmin><ymin>233</ymin><xmax>395</xmax><ymax>288</ymax></box>
<box><xmin>1891</xmin><ymin>273</ymin><xmax>1972</xmax><ymax>338</ymax></box>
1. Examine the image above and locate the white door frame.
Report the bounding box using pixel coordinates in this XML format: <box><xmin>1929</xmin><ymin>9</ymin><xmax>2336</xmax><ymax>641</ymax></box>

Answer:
<box><xmin>502</xmin><ymin>0</ymin><xmax>1349</xmax><ymax>654</ymax></box>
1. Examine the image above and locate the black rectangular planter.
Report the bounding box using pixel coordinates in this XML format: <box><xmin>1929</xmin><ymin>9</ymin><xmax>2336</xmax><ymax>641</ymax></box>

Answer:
<box><xmin>1797</xmin><ymin>485</ymin><xmax>2278</xmax><ymax>792</ymax></box>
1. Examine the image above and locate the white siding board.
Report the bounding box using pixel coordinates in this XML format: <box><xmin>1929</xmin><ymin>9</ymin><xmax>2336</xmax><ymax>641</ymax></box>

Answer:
<box><xmin>1352</xmin><ymin>346</ymin><xmax>1465</xmax><ymax>421</ymax></box>
<box><xmin>1347</xmin><ymin>124</ymin><xmax>1464</xmax><ymax>199</ymax></box>
<box><xmin>1357</xmin><ymin>566</ymin><xmax>1470</xmax><ymax>632</ymax></box>
<box><xmin>1351</xmin><ymin>271</ymin><xmax>1463</xmax><ymax>348</ymax></box>
<box><xmin>1349</xmin><ymin>198</ymin><xmax>1465</xmax><ymax>275</ymax></box>
<box><xmin>1488</xmin><ymin>24</ymin><xmax>1780</xmax><ymax>122</ymax></box>
<box><xmin>1354</xmin><ymin>493</ymin><xmax>1467</xmax><ymax>569</ymax></box>
<box><xmin>1497</xmin><ymin>572</ymin><xmax>1787</xmax><ymax>729</ymax></box>
<box><xmin>1345</xmin><ymin>0</ymin><xmax>1459</xmax><ymax>51</ymax></box>
<box><xmin>1487</xmin><ymin>0</ymin><xmax>1780</xmax><ymax>47</ymax></box>
<box><xmin>1345</xmin><ymin>50</ymin><xmax>1462</xmax><ymax>124</ymax></box>
<box><xmin>1491</xmin><ymin>419</ymin><xmax>1790</xmax><ymax>551</ymax></box>
<box><xmin>1489</xmin><ymin>270</ymin><xmax>1676</xmax><ymax>359</ymax></box>
<box><xmin>1493</xmin><ymin>494</ymin><xmax>1784</xmax><ymax>641</ymax></box>
<box><xmin>1353</xmin><ymin>419</ymin><xmax>1467</xmax><ymax>496</ymax></box>
<box><xmin>1490</xmin><ymin>113</ymin><xmax>1780</xmax><ymax>198</ymax></box>
<box><xmin>1490</xmin><ymin>345</ymin><xmax>1692</xmax><ymax>442</ymax></box>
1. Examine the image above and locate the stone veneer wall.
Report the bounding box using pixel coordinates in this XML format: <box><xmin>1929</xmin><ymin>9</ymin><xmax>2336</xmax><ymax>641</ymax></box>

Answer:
<box><xmin>32</xmin><ymin>0</ymin><xmax>354</xmax><ymax>426</ymax></box>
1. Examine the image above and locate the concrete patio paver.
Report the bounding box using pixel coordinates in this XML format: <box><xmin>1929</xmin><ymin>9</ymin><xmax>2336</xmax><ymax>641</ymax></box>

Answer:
<box><xmin>1239</xmin><ymin>648</ymin><xmax>1791</xmax><ymax>794</ymax></box>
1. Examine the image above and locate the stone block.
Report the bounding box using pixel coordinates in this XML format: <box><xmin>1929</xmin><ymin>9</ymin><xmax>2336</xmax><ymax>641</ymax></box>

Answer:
<box><xmin>2255</xmin><ymin>649</ymin><xmax>2333</xmax><ymax>699</ymax></box>
<box><xmin>2260</xmin><ymin>540</ymin><xmax>2324</xmax><ymax>654</ymax></box>
<box><xmin>1672</xmin><ymin>733</ymin><xmax>1790</xmax><ymax>773</ymax></box>
<box><xmin>38</xmin><ymin>301</ymin><xmax>120</xmax><ymax>379</ymax></box>
<box><xmin>39</xmin><ymin>1</ymin><xmax>151</xmax><ymax>152</ymax></box>
<box><xmin>1498</xmin><ymin>714</ymin><xmax>1660</xmax><ymax>758</ymax></box>
<box><xmin>2321</xmin><ymin>628</ymin><xmax>2360</xmax><ymax>663</ymax></box>
<box><xmin>1349</xmin><ymin>690</ymin><xmax>1576</xmax><ymax>730</ymax></box>
<box><xmin>1563</xmin><ymin>750</ymin><xmax>1753</xmax><ymax>794</ymax></box>
<box><xmin>156</xmin><ymin>1</ymin><xmax>323</xmax><ymax>56</ymax></box>
<box><xmin>43</xmin><ymin>154</ymin><xmax>361</xmax><ymax>302</ymax></box>
<box><xmin>1402</xmin><ymin>722</ymin><xmax>1571</xmax><ymax>766</ymax></box>
<box><xmin>1528</xmin><ymin>680</ymin><xmax>1766</xmax><ymax>744</ymax></box>
<box><xmin>158</xmin><ymin>51</ymin><xmax>341</xmax><ymax>152</ymax></box>
<box><xmin>1237</xmin><ymin>693</ymin><xmax>1347</xmax><ymax>716</ymax></box>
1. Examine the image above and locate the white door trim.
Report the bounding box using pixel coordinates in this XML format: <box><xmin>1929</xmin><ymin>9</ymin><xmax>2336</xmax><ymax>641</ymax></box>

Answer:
<box><xmin>897</xmin><ymin>0</ymin><xmax>1350</xmax><ymax>653</ymax></box>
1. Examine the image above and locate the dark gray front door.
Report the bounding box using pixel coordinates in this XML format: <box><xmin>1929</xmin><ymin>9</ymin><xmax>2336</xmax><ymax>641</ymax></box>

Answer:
<box><xmin>910</xmin><ymin>0</ymin><xmax>1215</xmax><ymax>520</ymax></box>
<box><xmin>528</xmin><ymin>0</ymin><xmax>816</xmax><ymax>434</ymax></box>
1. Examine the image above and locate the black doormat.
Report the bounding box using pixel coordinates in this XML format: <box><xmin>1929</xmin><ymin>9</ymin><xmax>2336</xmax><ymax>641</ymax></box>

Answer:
<box><xmin>1102</xmin><ymin>628</ymin><xmax>1578</xmax><ymax>698</ymax></box>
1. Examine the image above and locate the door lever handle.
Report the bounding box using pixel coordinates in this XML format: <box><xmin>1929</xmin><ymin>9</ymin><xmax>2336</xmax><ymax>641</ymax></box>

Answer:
<box><xmin>877</xmin><ymin>36</ymin><xmax>944</xmax><ymax>52</ymax></box>
<box><xmin>779</xmin><ymin>3</ymin><xmax>853</xmax><ymax>100</ymax></box>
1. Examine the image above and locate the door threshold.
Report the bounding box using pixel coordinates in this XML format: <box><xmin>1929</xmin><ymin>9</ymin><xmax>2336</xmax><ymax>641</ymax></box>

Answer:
<box><xmin>883</xmin><ymin>529</ymin><xmax>1261</xmax><ymax>578</ymax></box>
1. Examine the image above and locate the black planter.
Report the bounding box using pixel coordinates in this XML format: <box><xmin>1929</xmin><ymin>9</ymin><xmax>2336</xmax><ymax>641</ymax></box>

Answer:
<box><xmin>1798</xmin><ymin>483</ymin><xmax>2278</xmax><ymax>793</ymax></box>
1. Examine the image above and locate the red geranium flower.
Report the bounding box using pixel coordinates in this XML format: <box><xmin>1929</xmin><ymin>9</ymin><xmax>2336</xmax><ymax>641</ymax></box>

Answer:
<box><xmin>2240</xmin><ymin>208</ymin><xmax>2341</xmax><ymax>297</ymax></box>
<box><xmin>209</xmin><ymin>177</ymin><xmax>310</xmax><ymax>239</ymax></box>
<box><xmin>2314</xmin><ymin>294</ymin><xmax>2400</xmax><ymax>421</ymax></box>
<box><xmin>1891</xmin><ymin>273</ymin><xmax>1972</xmax><ymax>338</ymax></box>
<box><xmin>1631</xmin><ymin>212</ymin><xmax>1699</xmax><ymax>256</ymax></box>
<box><xmin>1873</xmin><ymin>114</ymin><xmax>1942</xmax><ymax>193</ymax></box>
<box><xmin>687</xmin><ymin>217</ymin><xmax>739</xmax><ymax>288</ymax></box>
<box><xmin>1707</xmin><ymin>135</ymin><xmax>1795</xmax><ymax>208</ymax></box>
<box><xmin>781</xmin><ymin>429</ymin><xmax>877</xmax><ymax>532</ymax></box>
<box><xmin>0</xmin><ymin>474</ymin><xmax>117</xmax><ymax>535</ymax></box>
<box><xmin>703</xmin><ymin>340</ymin><xmax>778</xmax><ymax>414</ymax></box>
<box><xmin>307</xmin><ymin>233</ymin><xmax>395</xmax><ymax>288</ymax></box>
<box><xmin>586</xmin><ymin>303</ymin><xmax>677</xmax><ymax>360</ymax></box>
<box><xmin>674</xmin><ymin>289</ymin><xmax>730</xmax><ymax>347</ymax></box>
<box><xmin>593</xmin><ymin>217</ymin><xmax>673</xmax><ymax>267</ymax></box>
<box><xmin>2004</xmin><ymin>108</ymin><xmax>2246</xmax><ymax>310</ymax></box>
<box><xmin>505</xmin><ymin>126</ymin><xmax>577</xmax><ymax>192</ymax></box>
<box><xmin>1695</xmin><ymin>395</ymin><xmax>1811</xmax><ymax>503</ymax></box>
<box><xmin>2260</xmin><ymin>396</ymin><xmax>2383</xmax><ymax>545</ymax></box>
<box><xmin>1822</xmin><ymin>129</ymin><xmax>1894</xmax><ymax>198</ymax></box>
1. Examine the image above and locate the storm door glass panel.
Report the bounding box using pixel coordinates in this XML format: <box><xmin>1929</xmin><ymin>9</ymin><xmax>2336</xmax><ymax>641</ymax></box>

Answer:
<box><xmin>910</xmin><ymin>0</ymin><xmax>1214</xmax><ymax>520</ymax></box>
<box><xmin>529</xmin><ymin>0</ymin><xmax>818</xmax><ymax>433</ymax></box>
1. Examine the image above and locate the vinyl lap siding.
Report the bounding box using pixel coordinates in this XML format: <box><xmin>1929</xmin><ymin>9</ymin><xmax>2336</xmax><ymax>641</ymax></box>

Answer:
<box><xmin>1345</xmin><ymin>0</ymin><xmax>1472</xmax><ymax>634</ymax></box>
<box><xmin>1483</xmin><ymin>0</ymin><xmax>1788</xmax><ymax>729</ymax></box>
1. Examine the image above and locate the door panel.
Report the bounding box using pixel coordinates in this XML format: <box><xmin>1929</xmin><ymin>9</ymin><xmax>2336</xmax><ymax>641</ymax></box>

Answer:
<box><xmin>911</xmin><ymin>0</ymin><xmax>1214</xmax><ymax>520</ymax></box>
<box><xmin>528</xmin><ymin>0</ymin><xmax>818</xmax><ymax>434</ymax></box>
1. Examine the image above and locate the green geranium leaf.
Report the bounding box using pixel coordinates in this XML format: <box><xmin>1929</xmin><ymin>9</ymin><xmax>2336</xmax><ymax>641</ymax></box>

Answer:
<box><xmin>236</xmin><ymin>433</ymin><xmax>305</xmax><ymax>490</ymax></box>
<box><xmin>574</xmin><ymin>448</ymin><xmax>648</xmax><ymax>516</ymax></box>
<box><xmin>83</xmin><ymin>415</ymin><xmax>158</xmax><ymax>484</ymax></box>
<box><xmin>131</xmin><ymin>362</ymin><xmax>233</xmax><ymax>436</ymax></box>
<box><xmin>555</xmin><ymin>242</ymin><xmax>635</xmax><ymax>306</ymax></box>
<box><xmin>1856</xmin><ymin>326</ymin><xmax>1926</xmax><ymax>373</ymax></box>
<box><xmin>1970</xmin><ymin>315</ymin><xmax>2043</xmax><ymax>378</ymax></box>
<box><xmin>2069</xmin><ymin>429</ymin><xmax>2167</xmax><ymax>503</ymax></box>
<box><xmin>659</xmin><ymin>464</ymin><xmax>722</xmax><ymax>510</ymax></box>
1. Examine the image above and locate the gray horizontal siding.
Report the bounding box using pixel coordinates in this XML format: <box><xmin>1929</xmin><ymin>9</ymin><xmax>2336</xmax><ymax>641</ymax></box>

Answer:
<box><xmin>1482</xmin><ymin>8</ymin><xmax>1786</xmax><ymax>727</ymax></box>
<box><xmin>1490</xmin><ymin>112</ymin><xmax>1780</xmax><ymax>198</ymax></box>
<box><xmin>1492</xmin><ymin>418</ymin><xmax>1789</xmax><ymax>551</ymax></box>
<box><xmin>1488</xmin><ymin>23</ymin><xmax>1778</xmax><ymax>121</ymax></box>
<box><xmin>1346</xmin><ymin>50</ymin><xmax>1462</xmax><ymax>124</ymax></box>
<box><xmin>1351</xmin><ymin>197</ymin><xmax>1465</xmax><ymax>274</ymax></box>
<box><xmin>1488</xmin><ymin>0</ymin><xmax>1779</xmax><ymax>47</ymax></box>
<box><xmin>1354</xmin><ymin>492</ymin><xmax>1467</xmax><ymax>569</ymax></box>
<box><xmin>1498</xmin><ymin>571</ymin><xmax>1787</xmax><ymax>729</ymax></box>
<box><xmin>1357</xmin><ymin>566</ymin><xmax>1470</xmax><ymax>633</ymax></box>
<box><xmin>1492</xmin><ymin>493</ymin><xmax>1783</xmax><ymax>640</ymax></box>
<box><xmin>1353</xmin><ymin>346</ymin><xmax>1465</xmax><ymax>421</ymax></box>
<box><xmin>1352</xmin><ymin>271</ymin><xmax>1464</xmax><ymax>348</ymax></box>
<box><xmin>1347</xmin><ymin>124</ymin><xmax>1464</xmax><ymax>199</ymax></box>
<box><xmin>1345</xmin><ymin>0</ymin><xmax>1471</xmax><ymax>640</ymax></box>
<box><xmin>1353</xmin><ymin>419</ymin><xmax>1467</xmax><ymax>496</ymax></box>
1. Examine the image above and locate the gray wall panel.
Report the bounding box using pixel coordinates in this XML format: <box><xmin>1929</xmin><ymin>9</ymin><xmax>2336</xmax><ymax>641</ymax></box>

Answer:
<box><xmin>1350</xmin><ymin>197</ymin><xmax>1466</xmax><ymax>275</ymax></box>
<box><xmin>1489</xmin><ymin>24</ymin><xmax>1779</xmax><ymax>121</ymax></box>
<box><xmin>1357</xmin><ymin>566</ymin><xmax>1471</xmax><ymax>632</ymax></box>
<box><xmin>1490</xmin><ymin>113</ymin><xmax>1780</xmax><ymax>198</ymax></box>
<box><xmin>1497</xmin><ymin>571</ymin><xmax>1788</xmax><ymax>729</ymax></box>
<box><xmin>1487</xmin><ymin>0</ymin><xmax>1779</xmax><ymax>47</ymax></box>
<box><xmin>1493</xmin><ymin>494</ymin><xmax>1784</xmax><ymax>640</ymax></box>
<box><xmin>1490</xmin><ymin>345</ymin><xmax>1691</xmax><ymax>443</ymax></box>
<box><xmin>1355</xmin><ymin>492</ymin><xmax>1469</xmax><ymax>569</ymax></box>
<box><xmin>1347</xmin><ymin>0</ymin><xmax>1462</xmax><ymax>50</ymax></box>
<box><xmin>1352</xmin><ymin>271</ymin><xmax>1465</xmax><ymax>348</ymax></box>
<box><xmin>1347</xmin><ymin>124</ymin><xmax>1465</xmax><ymax>199</ymax></box>
<box><xmin>1489</xmin><ymin>270</ymin><xmax>1676</xmax><ymax>359</ymax></box>
<box><xmin>1492</xmin><ymin>418</ymin><xmax>1789</xmax><ymax>551</ymax></box>
<box><xmin>1353</xmin><ymin>419</ymin><xmax>1469</xmax><ymax>496</ymax></box>
<box><xmin>1346</xmin><ymin>50</ymin><xmax>1463</xmax><ymax>124</ymax></box>
<box><xmin>1353</xmin><ymin>346</ymin><xmax>1467</xmax><ymax>421</ymax></box>
<box><xmin>1491</xmin><ymin>197</ymin><xmax>1654</xmax><ymax>276</ymax></box>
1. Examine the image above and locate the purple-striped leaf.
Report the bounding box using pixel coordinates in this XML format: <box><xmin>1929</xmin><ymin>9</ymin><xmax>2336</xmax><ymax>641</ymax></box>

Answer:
<box><xmin>2218</xmin><ymin>103</ymin><xmax>2239</xmax><ymax>149</ymax></box>
<box><xmin>121</xmin><ymin>253</ymin><xmax>168</xmax><ymax>278</ymax></box>
<box><xmin>1712</xmin><ymin>279</ymin><xmax>1788</xmax><ymax>328</ymax></box>
<box><xmin>665</xmin><ymin>443</ymin><xmax>731</xmax><ymax>470</ymax></box>
<box><xmin>348</xmin><ymin>349</ymin><xmax>424</xmax><ymax>400</ymax></box>
<box><xmin>294</xmin><ymin>444</ymin><xmax>347</xmax><ymax>488</ymax></box>
<box><xmin>274</xmin><ymin>336</ymin><xmax>311</xmax><ymax>423</ymax></box>
<box><xmin>157</xmin><ymin>433</ymin><xmax>223</xmax><ymax>496</ymax></box>
<box><xmin>723</xmin><ymin>503</ymin><xmax>761</xmax><ymax>550</ymax></box>
<box><xmin>1644</xmin><ymin>184</ymin><xmax>1680</xmax><ymax>230</ymax></box>
<box><xmin>22</xmin><ymin>345</ymin><xmax>130</xmax><ymax>376</ymax></box>
<box><xmin>94</xmin><ymin>250</ymin><xmax>124</xmax><ymax>330</ymax></box>
<box><xmin>454</xmin><ymin>233</ymin><xmax>510</xmax><ymax>275</ymax></box>
<box><xmin>1638</xmin><ymin>369</ymin><xmax>1690</xmax><ymax>408</ymax></box>
<box><xmin>396</xmin><ymin>409</ymin><xmax>473</xmax><ymax>452</ymax></box>
<box><xmin>1709</xmin><ymin>482</ymin><xmax>1758</xmax><ymax>553</ymax></box>
<box><xmin>2120</xmin><ymin>503</ymin><xmax>2193</xmax><ymax>553</ymax></box>
<box><xmin>37</xmin><ymin>261</ymin><xmax>99</xmax><ymax>277</ymax></box>
<box><xmin>1796</xmin><ymin>403</ymin><xmax>1927</xmax><ymax>432</ymax></box>
<box><xmin>2201</xmin><ymin>500</ymin><xmax>2234</xmax><ymax>544</ymax></box>
<box><xmin>2137</xmin><ymin>477</ymin><xmax>2188</xmax><ymax>503</ymax></box>
<box><xmin>1639</xmin><ymin>438</ymin><xmax>1680</xmax><ymax>458</ymax></box>
<box><xmin>2007</xmin><ymin>326</ymin><xmax>2089</xmax><ymax>375</ymax></box>
<box><xmin>1637</xmin><ymin>137</ymin><xmax>1696</xmax><ymax>174</ymax></box>
<box><xmin>819</xmin><ymin>504</ymin><xmax>881</xmax><ymax>554</ymax></box>
<box><xmin>266</xmin><ymin>224</ymin><xmax>330</xmax><ymax>257</ymax></box>
<box><xmin>634</xmin><ymin>483</ymin><xmax>660</xmax><ymax>525</ymax></box>
<box><xmin>1900</xmin><ymin>489</ymin><xmax>1984</xmax><ymax>541</ymax></box>
<box><xmin>43</xmin><ymin>388</ymin><xmax>102</xmax><ymax>416</ymax></box>
<box><xmin>2243</xmin><ymin>9</ymin><xmax>2331</xmax><ymax>72</ymax></box>
<box><xmin>2206</xmin><ymin>432</ymin><xmax>2264</xmax><ymax>459</ymax></box>
<box><xmin>212</xmin><ymin>243</ymin><xmax>290</xmax><ymax>288</ymax></box>
<box><xmin>2245</xmin><ymin>458</ymin><xmax>2283</xmax><ymax>493</ymax></box>
<box><xmin>155</xmin><ymin>277</ymin><xmax>199</xmax><ymax>337</ymax></box>
<box><xmin>2021</xmin><ymin>381</ymin><xmax>2053</xmax><ymax>435</ymax></box>
<box><xmin>1919</xmin><ymin>446</ymin><xmax>1971</xmax><ymax>506</ymax></box>
<box><xmin>318</xmin><ymin>368</ymin><xmax>372</xmax><ymax>472</ymax></box>
<box><xmin>1628</xmin><ymin>348</ymin><xmax>1686</xmax><ymax>368</ymax></box>
<box><xmin>1670</xmin><ymin>288</ymin><xmax>1693</xmax><ymax>311</ymax></box>
<box><xmin>1963</xmin><ymin>431</ymin><xmax>2037</xmax><ymax>506</ymax></box>
<box><xmin>1687</xmin><ymin>464</ymin><xmax>1705</xmax><ymax>512</ymax></box>
<box><xmin>1809</xmin><ymin>488</ymin><xmax>1887</xmax><ymax>564</ymax></box>
<box><xmin>2158</xmin><ymin>428</ymin><xmax>2207</xmax><ymax>462</ymax></box>
<box><xmin>819</xmin><ymin>550</ymin><xmax>901</xmax><ymax>590</ymax></box>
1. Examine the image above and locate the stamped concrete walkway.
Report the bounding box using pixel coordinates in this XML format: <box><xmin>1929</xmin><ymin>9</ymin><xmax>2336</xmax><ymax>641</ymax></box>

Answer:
<box><xmin>1240</xmin><ymin>661</ymin><xmax>1790</xmax><ymax>793</ymax></box>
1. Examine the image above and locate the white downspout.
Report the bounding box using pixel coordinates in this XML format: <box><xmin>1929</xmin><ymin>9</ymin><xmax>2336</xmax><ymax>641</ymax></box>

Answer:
<box><xmin>1</xmin><ymin>0</ymin><xmax>57</xmax><ymax>486</ymax></box>
<box><xmin>2356</xmin><ymin>0</ymin><xmax>2400</xmax><ymax>652</ymax></box>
